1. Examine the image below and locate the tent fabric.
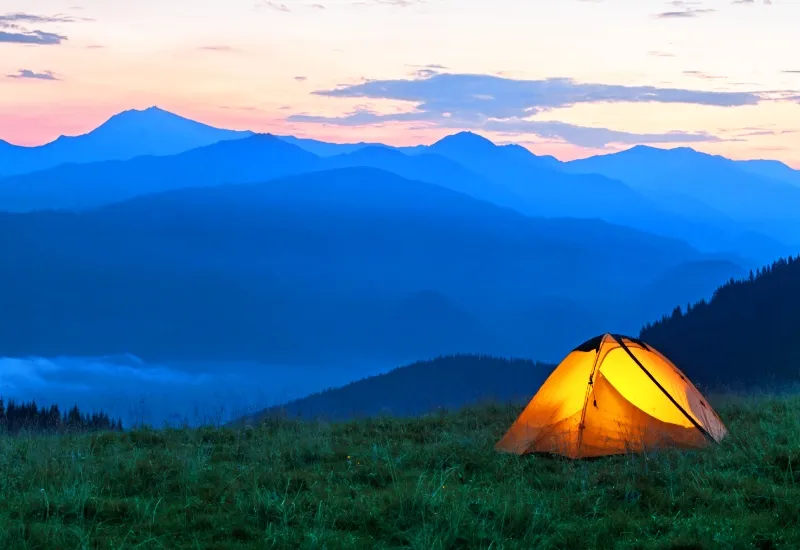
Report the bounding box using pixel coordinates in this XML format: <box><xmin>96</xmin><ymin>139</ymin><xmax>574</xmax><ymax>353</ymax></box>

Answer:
<box><xmin>496</xmin><ymin>333</ymin><xmax>727</xmax><ymax>458</ymax></box>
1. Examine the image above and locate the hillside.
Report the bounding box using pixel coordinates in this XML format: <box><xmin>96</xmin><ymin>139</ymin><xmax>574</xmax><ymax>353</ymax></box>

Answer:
<box><xmin>634</xmin><ymin>259</ymin><xmax>747</xmax><ymax>322</ymax></box>
<box><xmin>1</xmin><ymin>395</ymin><xmax>797</xmax><ymax>548</ymax></box>
<box><xmin>0</xmin><ymin>167</ymin><xmax>724</xmax><ymax>363</ymax></box>
<box><xmin>323</xmin><ymin>146</ymin><xmax>524</xmax><ymax>210</ymax></box>
<box><xmin>0</xmin><ymin>107</ymin><xmax>253</xmax><ymax>177</ymax></box>
<box><xmin>0</xmin><ymin>122</ymin><xmax>782</xmax><ymax>263</ymax></box>
<box><xmin>338</xmin><ymin>134</ymin><xmax>780</xmax><ymax>261</ymax></box>
<box><xmin>565</xmin><ymin>145</ymin><xmax>800</xmax><ymax>246</ymax></box>
<box><xmin>736</xmin><ymin>159</ymin><xmax>800</xmax><ymax>187</ymax></box>
<box><xmin>277</xmin><ymin>135</ymin><xmax>387</xmax><ymax>156</ymax></box>
<box><xmin>237</xmin><ymin>355</ymin><xmax>555</xmax><ymax>423</ymax></box>
<box><xmin>641</xmin><ymin>255</ymin><xmax>800</xmax><ymax>388</ymax></box>
<box><xmin>0</xmin><ymin>134</ymin><xmax>319</xmax><ymax>211</ymax></box>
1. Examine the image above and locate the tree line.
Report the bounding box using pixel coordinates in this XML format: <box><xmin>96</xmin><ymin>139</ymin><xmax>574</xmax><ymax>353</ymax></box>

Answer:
<box><xmin>640</xmin><ymin>255</ymin><xmax>800</xmax><ymax>389</ymax></box>
<box><xmin>0</xmin><ymin>398</ymin><xmax>123</xmax><ymax>435</ymax></box>
<box><xmin>246</xmin><ymin>354</ymin><xmax>556</xmax><ymax>423</ymax></box>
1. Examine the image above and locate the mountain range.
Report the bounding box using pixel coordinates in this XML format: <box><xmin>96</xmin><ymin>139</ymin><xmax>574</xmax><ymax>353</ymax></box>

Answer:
<box><xmin>1</xmin><ymin>107</ymin><xmax>795</xmax><ymax>266</ymax></box>
<box><xmin>239</xmin><ymin>255</ymin><xmax>800</xmax><ymax>424</ymax></box>
<box><xmin>236</xmin><ymin>355</ymin><xmax>556</xmax><ymax>423</ymax></box>
<box><xmin>1</xmin><ymin>105</ymin><xmax>798</xmax><ymax>372</ymax></box>
<box><xmin>0</xmin><ymin>166</ymin><xmax>727</xmax><ymax>363</ymax></box>
<box><xmin>0</xmin><ymin>107</ymin><xmax>252</xmax><ymax>178</ymax></box>
<box><xmin>565</xmin><ymin>146</ymin><xmax>800</xmax><ymax>247</ymax></box>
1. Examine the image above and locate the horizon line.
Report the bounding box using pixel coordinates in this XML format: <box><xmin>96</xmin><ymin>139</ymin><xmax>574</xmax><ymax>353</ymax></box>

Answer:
<box><xmin>0</xmin><ymin>104</ymin><xmax>796</xmax><ymax>168</ymax></box>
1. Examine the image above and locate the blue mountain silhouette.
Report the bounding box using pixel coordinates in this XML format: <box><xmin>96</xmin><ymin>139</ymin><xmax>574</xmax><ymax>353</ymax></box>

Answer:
<box><xmin>736</xmin><ymin>158</ymin><xmax>800</xmax><ymax>187</ymax></box>
<box><xmin>0</xmin><ymin>133</ymin><xmax>318</xmax><ymax>210</ymax></box>
<box><xmin>2</xmin><ymin>113</ymin><xmax>786</xmax><ymax>262</ymax></box>
<box><xmin>277</xmin><ymin>135</ymin><xmax>389</xmax><ymax>157</ymax></box>
<box><xmin>322</xmin><ymin>146</ymin><xmax>524</xmax><ymax>208</ymax></box>
<box><xmin>0</xmin><ymin>106</ymin><xmax>252</xmax><ymax>177</ymax></box>
<box><xmin>238</xmin><ymin>355</ymin><xmax>555</xmax><ymax>423</ymax></box>
<box><xmin>0</xmin><ymin>166</ymin><xmax>736</xmax><ymax>363</ymax></box>
<box><xmin>565</xmin><ymin>145</ymin><xmax>800</xmax><ymax>246</ymax></box>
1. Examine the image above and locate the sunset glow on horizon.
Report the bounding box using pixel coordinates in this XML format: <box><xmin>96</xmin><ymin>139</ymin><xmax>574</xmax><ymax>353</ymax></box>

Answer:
<box><xmin>1</xmin><ymin>0</ymin><xmax>798</xmax><ymax>166</ymax></box>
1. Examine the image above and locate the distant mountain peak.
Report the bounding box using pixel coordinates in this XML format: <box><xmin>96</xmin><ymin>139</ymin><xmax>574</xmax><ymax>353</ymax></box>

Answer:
<box><xmin>80</xmin><ymin>106</ymin><xmax>254</xmax><ymax>145</ymax></box>
<box><xmin>243</xmin><ymin>132</ymin><xmax>283</xmax><ymax>142</ymax></box>
<box><xmin>115</xmin><ymin>105</ymin><xmax>164</xmax><ymax>115</ymax></box>
<box><xmin>346</xmin><ymin>145</ymin><xmax>402</xmax><ymax>157</ymax></box>
<box><xmin>501</xmin><ymin>143</ymin><xmax>529</xmax><ymax>152</ymax></box>
<box><xmin>105</xmin><ymin>106</ymin><xmax>185</xmax><ymax>123</ymax></box>
<box><xmin>627</xmin><ymin>144</ymin><xmax>661</xmax><ymax>153</ymax></box>
<box><xmin>625</xmin><ymin>144</ymin><xmax>701</xmax><ymax>156</ymax></box>
<box><xmin>433</xmin><ymin>131</ymin><xmax>497</xmax><ymax>149</ymax></box>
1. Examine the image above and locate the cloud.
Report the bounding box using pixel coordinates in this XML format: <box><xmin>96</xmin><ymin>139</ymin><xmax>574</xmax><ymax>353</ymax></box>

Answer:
<box><xmin>0</xmin><ymin>12</ymin><xmax>87</xmax><ymax>45</ymax></box>
<box><xmin>0</xmin><ymin>29</ymin><xmax>67</xmax><ymax>44</ymax></box>
<box><xmin>0</xmin><ymin>13</ymin><xmax>82</xmax><ymax>24</ymax></box>
<box><xmin>354</xmin><ymin>0</ymin><xmax>428</xmax><ymax>6</ymax></box>
<box><xmin>287</xmin><ymin>72</ymin><xmax>777</xmax><ymax>148</ymax></box>
<box><xmin>656</xmin><ymin>0</ymin><xmax>714</xmax><ymax>17</ymax></box>
<box><xmin>289</xmin><ymin>108</ymin><xmax>719</xmax><ymax>148</ymax></box>
<box><xmin>219</xmin><ymin>105</ymin><xmax>264</xmax><ymax>111</ymax></box>
<box><xmin>294</xmin><ymin>75</ymin><xmax>307</xmax><ymax>81</ymax></box>
<box><xmin>289</xmin><ymin>109</ymin><xmax>423</xmax><ymax>125</ymax></box>
<box><xmin>683</xmin><ymin>70</ymin><xmax>726</xmax><ymax>80</ymax></box>
<box><xmin>648</xmin><ymin>50</ymin><xmax>675</xmax><ymax>57</ymax></box>
<box><xmin>308</xmin><ymin>73</ymin><xmax>763</xmax><ymax>121</ymax></box>
<box><xmin>656</xmin><ymin>8</ymin><xmax>714</xmax><ymax>17</ymax></box>
<box><xmin>310</xmin><ymin>3</ymin><xmax>326</xmax><ymax>7</ymax></box>
<box><xmin>408</xmin><ymin>63</ymin><xmax>448</xmax><ymax>70</ymax></box>
<box><xmin>736</xmin><ymin>129</ymin><xmax>782</xmax><ymax>137</ymax></box>
<box><xmin>7</xmin><ymin>68</ymin><xmax>60</xmax><ymax>80</ymax></box>
<box><xmin>493</xmin><ymin>120</ymin><xmax>720</xmax><ymax>148</ymax></box>
<box><xmin>259</xmin><ymin>1</ymin><xmax>291</xmax><ymax>11</ymax></box>
<box><xmin>198</xmin><ymin>45</ymin><xmax>239</xmax><ymax>52</ymax></box>
<box><xmin>755</xmin><ymin>89</ymin><xmax>800</xmax><ymax>103</ymax></box>
<box><xmin>407</xmin><ymin>63</ymin><xmax>449</xmax><ymax>78</ymax></box>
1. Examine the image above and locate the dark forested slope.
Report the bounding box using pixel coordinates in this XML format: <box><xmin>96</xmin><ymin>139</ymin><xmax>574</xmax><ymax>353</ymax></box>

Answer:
<box><xmin>640</xmin><ymin>255</ymin><xmax>800</xmax><ymax>389</ymax></box>
<box><xmin>237</xmin><ymin>354</ymin><xmax>555</xmax><ymax>423</ymax></box>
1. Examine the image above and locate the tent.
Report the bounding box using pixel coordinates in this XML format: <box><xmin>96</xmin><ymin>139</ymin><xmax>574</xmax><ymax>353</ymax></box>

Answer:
<box><xmin>496</xmin><ymin>333</ymin><xmax>727</xmax><ymax>458</ymax></box>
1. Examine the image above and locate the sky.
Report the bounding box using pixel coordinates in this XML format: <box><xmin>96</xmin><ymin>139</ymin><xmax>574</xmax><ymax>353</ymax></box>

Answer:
<box><xmin>0</xmin><ymin>0</ymin><xmax>799</xmax><ymax>166</ymax></box>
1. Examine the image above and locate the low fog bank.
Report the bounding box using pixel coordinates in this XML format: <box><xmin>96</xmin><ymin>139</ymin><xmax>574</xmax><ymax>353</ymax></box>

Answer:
<box><xmin>0</xmin><ymin>354</ymin><xmax>397</xmax><ymax>428</ymax></box>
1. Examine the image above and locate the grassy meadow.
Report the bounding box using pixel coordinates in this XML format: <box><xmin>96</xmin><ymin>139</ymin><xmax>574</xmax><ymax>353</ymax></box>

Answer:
<box><xmin>0</xmin><ymin>393</ymin><xmax>797</xmax><ymax>549</ymax></box>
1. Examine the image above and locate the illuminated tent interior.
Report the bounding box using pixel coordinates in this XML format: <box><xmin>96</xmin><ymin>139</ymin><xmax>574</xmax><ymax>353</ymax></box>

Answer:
<box><xmin>496</xmin><ymin>334</ymin><xmax>728</xmax><ymax>458</ymax></box>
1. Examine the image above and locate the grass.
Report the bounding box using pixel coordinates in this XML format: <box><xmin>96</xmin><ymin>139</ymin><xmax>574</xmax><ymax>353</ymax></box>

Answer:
<box><xmin>0</xmin><ymin>394</ymin><xmax>797</xmax><ymax>549</ymax></box>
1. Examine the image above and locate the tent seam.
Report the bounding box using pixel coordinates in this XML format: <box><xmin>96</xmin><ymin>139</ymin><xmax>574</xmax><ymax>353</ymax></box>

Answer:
<box><xmin>576</xmin><ymin>335</ymin><xmax>606</xmax><ymax>456</ymax></box>
<box><xmin>611</xmin><ymin>334</ymin><xmax>716</xmax><ymax>443</ymax></box>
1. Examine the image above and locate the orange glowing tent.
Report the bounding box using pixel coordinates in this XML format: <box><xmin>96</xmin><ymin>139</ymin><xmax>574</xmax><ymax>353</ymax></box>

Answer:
<box><xmin>496</xmin><ymin>334</ymin><xmax>727</xmax><ymax>458</ymax></box>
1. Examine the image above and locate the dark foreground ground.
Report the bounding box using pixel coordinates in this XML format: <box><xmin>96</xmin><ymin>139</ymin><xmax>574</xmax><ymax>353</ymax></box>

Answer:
<box><xmin>0</xmin><ymin>394</ymin><xmax>797</xmax><ymax>549</ymax></box>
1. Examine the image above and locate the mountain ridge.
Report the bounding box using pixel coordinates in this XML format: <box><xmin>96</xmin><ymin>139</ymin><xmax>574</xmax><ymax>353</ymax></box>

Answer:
<box><xmin>641</xmin><ymin>255</ymin><xmax>800</xmax><ymax>388</ymax></box>
<box><xmin>0</xmin><ymin>106</ymin><xmax>254</xmax><ymax>176</ymax></box>
<box><xmin>2</xmin><ymin>112</ymin><xmax>786</xmax><ymax>263</ymax></box>
<box><xmin>233</xmin><ymin>354</ymin><xmax>556</xmax><ymax>423</ymax></box>
<box><xmin>0</xmin><ymin>166</ymin><xmax>736</xmax><ymax>364</ymax></box>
